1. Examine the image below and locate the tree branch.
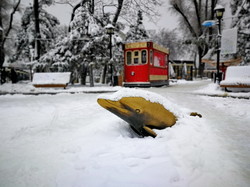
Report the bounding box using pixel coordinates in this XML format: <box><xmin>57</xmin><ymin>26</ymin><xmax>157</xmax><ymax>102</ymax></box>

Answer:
<box><xmin>54</xmin><ymin>1</ymin><xmax>74</xmax><ymax>7</ymax></box>
<box><xmin>171</xmin><ymin>2</ymin><xmax>197</xmax><ymax>38</ymax></box>
<box><xmin>3</xmin><ymin>0</ymin><xmax>21</xmax><ymax>46</ymax></box>
<box><xmin>68</xmin><ymin>1</ymin><xmax>84</xmax><ymax>32</ymax></box>
<box><xmin>112</xmin><ymin>0</ymin><xmax>124</xmax><ymax>25</ymax></box>
<box><xmin>192</xmin><ymin>0</ymin><xmax>202</xmax><ymax>35</ymax></box>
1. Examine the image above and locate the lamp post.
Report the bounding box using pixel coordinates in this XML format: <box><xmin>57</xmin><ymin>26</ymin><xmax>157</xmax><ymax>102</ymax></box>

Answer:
<box><xmin>105</xmin><ymin>23</ymin><xmax>115</xmax><ymax>86</ymax></box>
<box><xmin>214</xmin><ymin>4</ymin><xmax>225</xmax><ymax>84</ymax></box>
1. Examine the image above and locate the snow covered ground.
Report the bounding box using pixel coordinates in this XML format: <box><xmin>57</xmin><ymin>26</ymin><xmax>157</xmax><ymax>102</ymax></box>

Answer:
<box><xmin>0</xmin><ymin>81</ymin><xmax>121</xmax><ymax>95</ymax></box>
<box><xmin>0</xmin><ymin>80</ymin><xmax>250</xmax><ymax>187</ymax></box>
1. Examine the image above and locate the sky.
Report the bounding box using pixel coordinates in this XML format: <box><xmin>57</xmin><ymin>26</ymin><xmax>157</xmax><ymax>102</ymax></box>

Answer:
<box><xmin>22</xmin><ymin>0</ymin><xmax>232</xmax><ymax>32</ymax></box>
<box><xmin>144</xmin><ymin>1</ymin><xmax>179</xmax><ymax>31</ymax></box>
<box><xmin>23</xmin><ymin>0</ymin><xmax>179</xmax><ymax>32</ymax></box>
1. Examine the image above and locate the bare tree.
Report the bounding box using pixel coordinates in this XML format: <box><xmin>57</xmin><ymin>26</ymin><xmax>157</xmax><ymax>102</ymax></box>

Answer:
<box><xmin>68</xmin><ymin>0</ymin><xmax>162</xmax><ymax>29</ymax></box>
<box><xmin>152</xmin><ymin>28</ymin><xmax>186</xmax><ymax>60</ymax></box>
<box><xmin>169</xmin><ymin>0</ymin><xmax>219</xmax><ymax>77</ymax></box>
<box><xmin>112</xmin><ymin>0</ymin><xmax>124</xmax><ymax>25</ymax></box>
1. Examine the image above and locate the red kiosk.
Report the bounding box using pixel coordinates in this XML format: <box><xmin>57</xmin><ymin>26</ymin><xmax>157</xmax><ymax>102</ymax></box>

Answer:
<box><xmin>123</xmin><ymin>41</ymin><xmax>170</xmax><ymax>87</ymax></box>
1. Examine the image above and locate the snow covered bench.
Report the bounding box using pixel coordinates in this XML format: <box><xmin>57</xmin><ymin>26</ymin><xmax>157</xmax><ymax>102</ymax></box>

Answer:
<box><xmin>220</xmin><ymin>66</ymin><xmax>250</xmax><ymax>92</ymax></box>
<box><xmin>32</xmin><ymin>72</ymin><xmax>71</xmax><ymax>89</ymax></box>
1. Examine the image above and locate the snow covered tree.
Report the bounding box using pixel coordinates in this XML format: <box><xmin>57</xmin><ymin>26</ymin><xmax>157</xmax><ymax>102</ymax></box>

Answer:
<box><xmin>112</xmin><ymin>0</ymin><xmax>162</xmax><ymax>25</ymax></box>
<box><xmin>39</xmin><ymin>2</ymin><xmax>121</xmax><ymax>85</ymax></box>
<box><xmin>0</xmin><ymin>0</ymin><xmax>21</xmax><ymax>68</ymax></box>
<box><xmin>15</xmin><ymin>2</ymin><xmax>60</xmax><ymax>63</ymax></box>
<box><xmin>87</xmin><ymin>0</ymin><xmax>162</xmax><ymax>31</ymax></box>
<box><xmin>125</xmin><ymin>10</ymin><xmax>150</xmax><ymax>42</ymax></box>
<box><xmin>231</xmin><ymin>0</ymin><xmax>250</xmax><ymax>65</ymax></box>
<box><xmin>39</xmin><ymin>2</ymin><xmax>98</xmax><ymax>72</ymax></box>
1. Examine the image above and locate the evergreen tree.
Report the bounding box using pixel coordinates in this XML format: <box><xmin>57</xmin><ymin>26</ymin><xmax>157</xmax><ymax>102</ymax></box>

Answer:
<box><xmin>15</xmin><ymin>3</ymin><xmax>60</xmax><ymax>63</ymax></box>
<box><xmin>39</xmin><ymin>2</ymin><xmax>123</xmax><ymax>85</ymax></box>
<box><xmin>125</xmin><ymin>10</ymin><xmax>150</xmax><ymax>42</ymax></box>
<box><xmin>231</xmin><ymin>0</ymin><xmax>250</xmax><ymax>65</ymax></box>
<box><xmin>39</xmin><ymin>3</ymin><xmax>102</xmax><ymax>72</ymax></box>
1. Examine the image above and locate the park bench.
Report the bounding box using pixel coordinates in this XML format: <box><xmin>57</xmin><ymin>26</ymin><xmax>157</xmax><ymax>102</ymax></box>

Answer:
<box><xmin>32</xmin><ymin>72</ymin><xmax>71</xmax><ymax>89</ymax></box>
<box><xmin>220</xmin><ymin>66</ymin><xmax>250</xmax><ymax>92</ymax></box>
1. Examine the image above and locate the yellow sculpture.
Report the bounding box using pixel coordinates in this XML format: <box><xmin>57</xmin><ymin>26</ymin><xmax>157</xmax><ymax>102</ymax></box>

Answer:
<box><xmin>97</xmin><ymin>97</ymin><xmax>177</xmax><ymax>138</ymax></box>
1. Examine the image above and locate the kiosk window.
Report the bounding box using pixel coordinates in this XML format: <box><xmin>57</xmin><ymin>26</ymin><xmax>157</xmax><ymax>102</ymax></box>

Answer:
<box><xmin>134</xmin><ymin>51</ymin><xmax>139</xmax><ymax>64</ymax></box>
<box><xmin>127</xmin><ymin>51</ymin><xmax>132</xmax><ymax>65</ymax></box>
<box><xmin>141</xmin><ymin>50</ymin><xmax>147</xmax><ymax>64</ymax></box>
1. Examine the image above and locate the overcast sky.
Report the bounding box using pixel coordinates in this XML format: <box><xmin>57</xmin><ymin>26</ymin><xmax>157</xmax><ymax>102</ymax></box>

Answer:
<box><xmin>22</xmin><ymin>0</ymin><xmax>231</xmax><ymax>32</ymax></box>
<box><xmin>23</xmin><ymin>0</ymin><xmax>179</xmax><ymax>32</ymax></box>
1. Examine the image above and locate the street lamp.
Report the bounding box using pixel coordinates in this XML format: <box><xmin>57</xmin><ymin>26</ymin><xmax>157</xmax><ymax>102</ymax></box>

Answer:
<box><xmin>214</xmin><ymin>5</ymin><xmax>225</xmax><ymax>20</ymax></box>
<box><xmin>214</xmin><ymin>4</ymin><xmax>225</xmax><ymax>84</ymax></box>
<box><xmin>105</xmin><ymin>23</ymin><xmax>115</xmax><ymax>86</ymax></box>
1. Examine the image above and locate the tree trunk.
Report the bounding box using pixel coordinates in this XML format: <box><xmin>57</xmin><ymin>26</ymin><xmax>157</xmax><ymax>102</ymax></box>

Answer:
<box><xmin>81</xmin><ymin>63</ymin><xmax>88</xmax><ymax>85</ymax></box>
<box><xmin>0</xmin><ymin>8</ymin><xmax>4</xmax><ymax>68</ymax></box>
<box><xmin>0</xmin><ymin>0</ymin><xmax>21</xmax><ymax>68</ymax></box>
<box><xmin>205</xmin><ymin>0</ymin><xmax>209</xmax><ymax>20</ymax></box>
<box><xmin>3</xmin><ymin>0</ymin><xmax>21</xmax><ymax>46</ymax></box>
<box><xmin>112</xmin><ymin>0</ymin><xmax>124</xmax><ymax>24</ymax></box>
<box><xmin>89</xmin><ymin>0</ymin><xmax>94</xmax><ymax>14</ymax></box>
<box><xmin>192</xmin><ymin>0</ymin><xmax>202</xmax><ymax>36</ymax></box>
<box><xmin>209</xmin><ymin>0</ymin><xmax>217</xmax><ymax>41</ymax></box>
<box><xmin>198</xmin><ymin>46</ymin><xmax>203</xmax><ymax>78</ymax></box>
<box><xmin>101</xmin><ymin>64</ymin><xmax>107</xmax><ymax>84</ymax></box>
<box><xmin>34</xmin><ymin>0</ymin><xmax>41</xmax><ymax>60</ymax></box>
<box><xmin>89</xmin><ymin>63</ymin><xmax>94</xmax><ymax>87</ymax></box>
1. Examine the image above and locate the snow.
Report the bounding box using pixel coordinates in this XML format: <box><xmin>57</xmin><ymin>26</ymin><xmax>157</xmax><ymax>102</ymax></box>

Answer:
<box><xmin>32</xmin><ymin>72</ymin><xmax>71</xmax><ymax>85</ymax></box>
<box><xmin>194</xmin><ymin>81</ymin><xmax>250</xmax><ymax>99</ymax></box>
<box><xmin>0</xmin><ymin>80</ymin><xmax>250</xmax><ymax>187</ymax></box>
<box><xmin>220</xmin><ymin>66</ymin><xmax>250</xmax><ymax>86</ymax></box>
<box><xmin>0</xmin><ymin>82</ymin><xmax>121</xmax><ymax>95</ymax></box>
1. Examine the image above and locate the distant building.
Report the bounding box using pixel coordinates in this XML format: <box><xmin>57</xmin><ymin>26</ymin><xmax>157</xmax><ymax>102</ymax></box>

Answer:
<box><xmin>171</xmin><ymin>60</ymin><xmax>194</xmax><ymax>80</ymax></box>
